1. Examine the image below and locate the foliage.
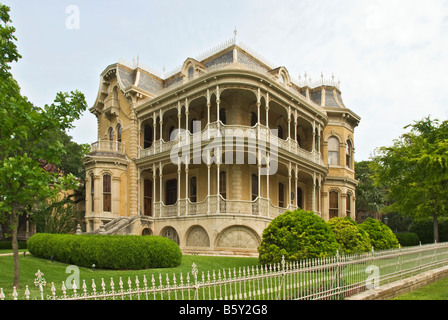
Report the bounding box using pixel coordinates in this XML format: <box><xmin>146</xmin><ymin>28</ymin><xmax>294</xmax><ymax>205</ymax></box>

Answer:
<box><xmin>394</xmin><ymin>233</ymin><xmax>420</xmax><ymax>247</ymax></box>
<box><xmin>359</xmin><ymin>218</ymin><xmax>399</xmax><ymax>250</ymax></box>
<box><xmin>31</xmin><ymin>196</ymin><xmax>84</xmax><ymax>234</ymax></box>
<box><xmin>408</xmin><ymin>218</ymin><xmax>448</xmax><ymax>244</ymax></box>
<box><xmin>327</xmin><ymin>217</ymin><xmax>371</xmax><ymax>254</ymax></box>
<box><xmin>355</xmin><ymin>161</ymin><xmax>386</xmax><ymax>214</ymax></box>
<box><xmin>27</xmin><ymin>233</ymin><xmax>183</xmax><ymax>270</ymax></box>
<box><xmin>0</xmin><ymin>4</ymin><xmax>87</xmax><ymax>286</ymax></box>
<box><xmin>0</xmin><ymin>240</ymin><xmax>26</xmax><ymax>250</ymax></box>
<box><xmin>258</xmin><ymin>210</ymin><xmax>339</xmax><ymax>264</ymax></box>
<box><xmin>371</xmin><ymin>117</ymin><xmax>448</xmax><ymax>242</ymax></box>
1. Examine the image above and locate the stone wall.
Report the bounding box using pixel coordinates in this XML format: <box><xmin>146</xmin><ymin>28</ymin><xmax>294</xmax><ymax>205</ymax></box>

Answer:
<box><xmin>346</xmin><ymin>265</ymin><xmax>448</xmax><ymax>300</ymax></box>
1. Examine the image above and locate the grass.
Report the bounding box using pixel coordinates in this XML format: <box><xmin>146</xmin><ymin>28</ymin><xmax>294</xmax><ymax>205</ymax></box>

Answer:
<box><xmin>392</xmin><ymin>276</ymin><xmax>448</xmax><ymax>300</ymax></box>
<box><xmin>0</xmin><ymin>253</ymin><xmax>259</xmax><ymax>300</ymax></box>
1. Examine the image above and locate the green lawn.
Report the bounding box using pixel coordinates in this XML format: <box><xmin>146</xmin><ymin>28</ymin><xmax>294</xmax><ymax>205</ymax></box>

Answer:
<box><xmin>393</xmin><ymin>276</ymin><xmax>448</xmax><ymax>300</ymax></box>
<box><xmin>0</xmin><ymin>253</ymin><xmax>259</xmax><ymax>300</ymax></box>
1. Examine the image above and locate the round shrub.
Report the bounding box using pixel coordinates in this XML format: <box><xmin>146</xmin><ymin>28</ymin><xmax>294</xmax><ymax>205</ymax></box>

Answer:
<box><xmin>395</xmin><ymin>232</ymin><xmax>420</xmax><ymax>247</ymax></box>
<box><xmin>27</xmin><ymin>233</ymin><xmax>182</xmax><ymax>270</ymax></box>
<box><xmin>258</xmin><ymin>209</ymin><xmax>339</xmax><ymax>264</ymax></box>
<box><xmin>327</xmin><ymin>217</ymin><xmax>371</xmax><ymax>254</ymax></box>
<box><xmin>359</xmin><ymin>218</ymin><xmax>399</xmax><ymax>250</ymax></box>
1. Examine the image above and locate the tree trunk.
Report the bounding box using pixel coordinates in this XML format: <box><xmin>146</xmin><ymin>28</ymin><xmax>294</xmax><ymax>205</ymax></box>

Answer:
<box><xmin>433</xmin><ymin>213</ymin><xmax>439</xmax><ymax>243</ymax></box>
<box><xmin>11</xmin><ymin>204</ymin><xmax>20</xmax><ymax>288</ymax></box>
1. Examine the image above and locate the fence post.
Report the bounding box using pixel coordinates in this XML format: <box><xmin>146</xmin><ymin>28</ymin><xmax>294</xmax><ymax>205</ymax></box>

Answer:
<box><xmin>192</xmin><ymin>262</ymin><xmax>199</xmax><ymax>300</ymax></box>
<box><xmin>34</xmin><ymin>269</ymin><xmax>47</xmax><ymax>300</ymax></box>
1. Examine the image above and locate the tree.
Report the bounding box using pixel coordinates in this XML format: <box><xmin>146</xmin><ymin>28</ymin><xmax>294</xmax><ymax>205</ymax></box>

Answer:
<box><xmin>371</xmin><ymin>117</ymin><xmax>448</xmax><ymax>243</ymax></box>
<box><xmin>0</xmin><ymin>4</ymin><xmax>87</xmax><ymax>287</ymax></box>
<box><xmin>355</xmin><ymin>161</ymin><xmax>386</xmax><ymax>220</ymax></box>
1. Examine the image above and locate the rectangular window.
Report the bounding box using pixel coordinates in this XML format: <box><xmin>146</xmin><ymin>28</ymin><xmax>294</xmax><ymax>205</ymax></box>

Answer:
<box><xmin>329</xmin><ymin>191</ymin><xmax>339</xmax><ymax>219</ymax></box>
<box><xmin>346</xmin><ymin>193</ymin><xmax>351</xmax><ymax>217</ymax></box>
<box><xmin>190</xmin><ymin>177</ymin><xmax>197</xmax><ymax>203</ymax></box>
<box><xmin>165</xmin><ymin>179</ymin><xmax>177</xmax><ymax>205</ymax></box>
<box><xmin>220</xmin><ymin>171</ymin><xmax>226</xmax><ymax>199</ymax></box>
<box><xmin>278</xmin><ymin>183</ymin><xmax>285</xmax><ymax>208</ymax></box>
<box><xmin>144</xmin><ymin>179</ymin><xmax>152</xmax><ymax>216</ymax></box>
<box><xmin>103</xmin><ymin>174</ymin><xmax>111</xmax><ymax>212</ymax></box>
<box><xmin>90</xmin><ymin>175</ymin><xmax>95</xmax><ymax>212</ymax></box>
<box><xmin>252</xmin><ymin>174</ymin><xmax>258</xmax><ymax>201</ymax></box>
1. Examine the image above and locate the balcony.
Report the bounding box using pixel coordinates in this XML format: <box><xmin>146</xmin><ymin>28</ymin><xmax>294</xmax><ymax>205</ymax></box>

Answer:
<box><xmin>154</xmin><ymin>196</ymin><xmax>296</xmax><ymax>219</ymax></box>
<box><xmin>89</xmin><ymin>140</ymin><xmax>126</xmax><ymax>158</ymax></box>
<box><xmin>139</xmin><ymin>122</ymin><xmax>323</xmax><ymax>166</ymax></box>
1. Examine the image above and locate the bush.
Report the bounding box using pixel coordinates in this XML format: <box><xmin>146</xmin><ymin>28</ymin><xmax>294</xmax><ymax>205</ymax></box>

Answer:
<box><xmin>327</xmin><ymin>217</ymin><xmax>371</xmax><ymax>254</ymax></box>
<box><xmin>27</xmin><ymin>233</ymin><xmax>182</xmax><ymax>269</ymax></box>
<box><xmin>258</xmin><ymin>210</ymin><xmax>339</xmax><ymax>264</ymax></box>
<box><xmin>408</xmin><ymin>218</ymin><xmax>448</xmax><ymax>244</ymax></box>
<box><xmin>395</xmin><ymin>232</ymin><xmax>420</xmax><ymax>247</ymax></box>
<box><xmin>0</xmin><ymin>240</ymin><xmax>27</xmax><ymax>250</ymax></box>
<box><xmin>359</xmin><ymin>218</ymin><xmax>399</xmax><ymax>250</ymax></box>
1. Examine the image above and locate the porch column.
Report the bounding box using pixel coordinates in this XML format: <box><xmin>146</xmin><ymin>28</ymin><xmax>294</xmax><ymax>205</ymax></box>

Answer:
<box><xmin>207</xmin><ymin>163</ymin><xmax>211</xmax><ymax>214</ymax></box>
<box><xmin>152</xmin><ymin>165</ymin><xmax>157</xmax><ymax>217</ymax></box>
<box><xmin>159</xmin><ymin>162</ymin><xmax>163</xmax><ymax>217</ymax></box>
<box><xmin>177</xmin><ymin>163</ymin><xmax>181</xmax><ymax>216</ymax></box>
<box><xmin>159</xmin><ymin>110</ymin><xmax>163</xmax><ymax>152</ymax></box>
<box><xmin>288</xmin><ymin>163</ymin><xmax>292</xmax><ymax>210</ymax></box>
<box><xmin>185</xmin><ymin>164</ymin><xmax>189</xmax><ymax>216</ymax></box>
<box><xmin>207</xmin><ymin>89</ymin><xmax>211</xmax><ymax>139</ymax></box>
<box><xmin>217</xmin><ymin>163</ymin><xmax>220</xmax><ymax>214</ymax></box>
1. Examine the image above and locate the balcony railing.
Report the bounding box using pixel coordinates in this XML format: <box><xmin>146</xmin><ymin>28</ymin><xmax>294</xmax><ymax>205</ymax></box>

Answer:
<box><xmin>155</xmin><ymin>196</ymin><xmax>297</xmax><ymax>219</ymax></box>
<box><xmin>90</xmin><ymin>140</ymin><xmax>126</xmax><ymax>155</ymax></box>
<box><xmin>139</xmin><ymin>123</ymin><xmax>323</xmax><ymax>166</ymax></box>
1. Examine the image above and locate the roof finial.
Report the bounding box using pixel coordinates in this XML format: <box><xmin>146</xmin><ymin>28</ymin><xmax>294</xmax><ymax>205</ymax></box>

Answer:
<box><xmin>233</xmin><ymin>27</ymin><xmax>238</xmax><ymax>43</ymax></box>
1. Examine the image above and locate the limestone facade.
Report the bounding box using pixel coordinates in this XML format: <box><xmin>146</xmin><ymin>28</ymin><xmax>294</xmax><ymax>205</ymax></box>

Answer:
<box><xmin>83</xmin><ymin>40</ymin><xmax>361</xmax><ymax>256</ymax></box>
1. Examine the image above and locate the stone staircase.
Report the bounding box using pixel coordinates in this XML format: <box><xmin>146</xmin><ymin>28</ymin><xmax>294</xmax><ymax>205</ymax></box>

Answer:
<box><xmin>86</xmin><ymin>215</ymin><xmax>151</xmax><ymax>235</ymax></box>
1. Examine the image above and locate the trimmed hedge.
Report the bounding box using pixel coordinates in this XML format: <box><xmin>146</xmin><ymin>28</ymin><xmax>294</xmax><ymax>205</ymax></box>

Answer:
<box><xmin>328</xmin><ymin>217</ymin><xmax>371</xmax><ymax>254</ymax></box>
<box><xmin>258</xmin><ymin>209</ymin><xmax>339</xmax><ymax>264</ymax></box>
<box><xmin>395</xmin><ymin>232</ymin><xmax>420</xmax><ymax>247</ymax></box>
<box><xmin>27</xmin><ymin>233</ymin><xmax>182</xmax><ymax>270</ymax></box>
<box><xmin>359</xmin><ymin>218</ymin><xmax>399</xmax><ymax>250</ymax></box>
<box><xmin>0</xmin><ymin>240</ymin><xmax>27</xmax><ymax>250</ymax></box>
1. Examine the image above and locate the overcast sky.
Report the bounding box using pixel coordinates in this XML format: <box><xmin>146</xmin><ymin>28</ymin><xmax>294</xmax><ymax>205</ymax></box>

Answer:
<box><xmin>3</xmin><ymin>0</ymin><xmax>448</xmax><ymax>161</ymax></box>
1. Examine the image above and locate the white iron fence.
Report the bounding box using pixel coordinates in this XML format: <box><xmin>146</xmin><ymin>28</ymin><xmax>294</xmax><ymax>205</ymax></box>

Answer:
<box><xmin>2</xmin><ymin>242</ymin><xmax>448</xmax><ymax>300</ymax></box>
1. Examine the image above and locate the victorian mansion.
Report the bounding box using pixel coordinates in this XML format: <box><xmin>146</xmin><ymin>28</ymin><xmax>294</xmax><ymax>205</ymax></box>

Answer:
<box><xmin>83</xmin><ymin>39</ymin><xmax>360</xmax><ymax>256</ymax></box>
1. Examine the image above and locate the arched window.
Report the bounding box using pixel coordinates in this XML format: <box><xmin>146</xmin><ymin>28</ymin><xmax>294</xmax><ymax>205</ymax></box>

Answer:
<box><xmin>144</xmin><ymin>124</ymin><xmax>153</xmax><ymax>148</ymax></box>
<box><xmin>103</xmin><ymin>174</ymin><xmax>111</xmax><ymax>212</ymax></box>
<box><xmin>108</xmin><ymin>127</ymin><xmax>114</xmax><ymax>141</ymax></box>
<box><xmin>188</xmin><ymin>66</ymin><xmax>194</xmax><ymax>79</ymax></box>
<box><xmin>346</xmin><ymin>140</ymin><xmax>352</xmax><ymax>168</ymax></box>
<box><xmin>251</xmin><ymin>174</ymin><xmax>258</xmax><ymax>201</ymax></box>
<box><xmin>346</xmin><ymin>193</ymin><xmax>352</xmax><ymax>217</ymax></box>
<box><xmin>328</xmin><ymin>137</ymin><xmax>339</xmax><ymax>166</ymax></box>
<box><xmin>117</xmin><ymin>124</ymin><xmax>122</xmax><ymax>143</ymax></box>
<box><xmin>219</xmin><ymin>108</ymin><xmax>226</xmax><ymax>125</ymax></box>
<box><xmin>329</xmin><ymin>191</ymin><xmax>339</xmax><ymax>219</ymax></box>
<box><xmin>190</xmin><ymin>177</ymin><xmax>197</xmax><ymax>203</ymax></box>
<box><xmin>278</xmin><ymin>183</ymin><xmax>285</xmax><ymax>208</ymax></box>
<box><xmin>165</xmin><ymin>179</ymin><xmax>177</xmax><ymax>205</ymax></box>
